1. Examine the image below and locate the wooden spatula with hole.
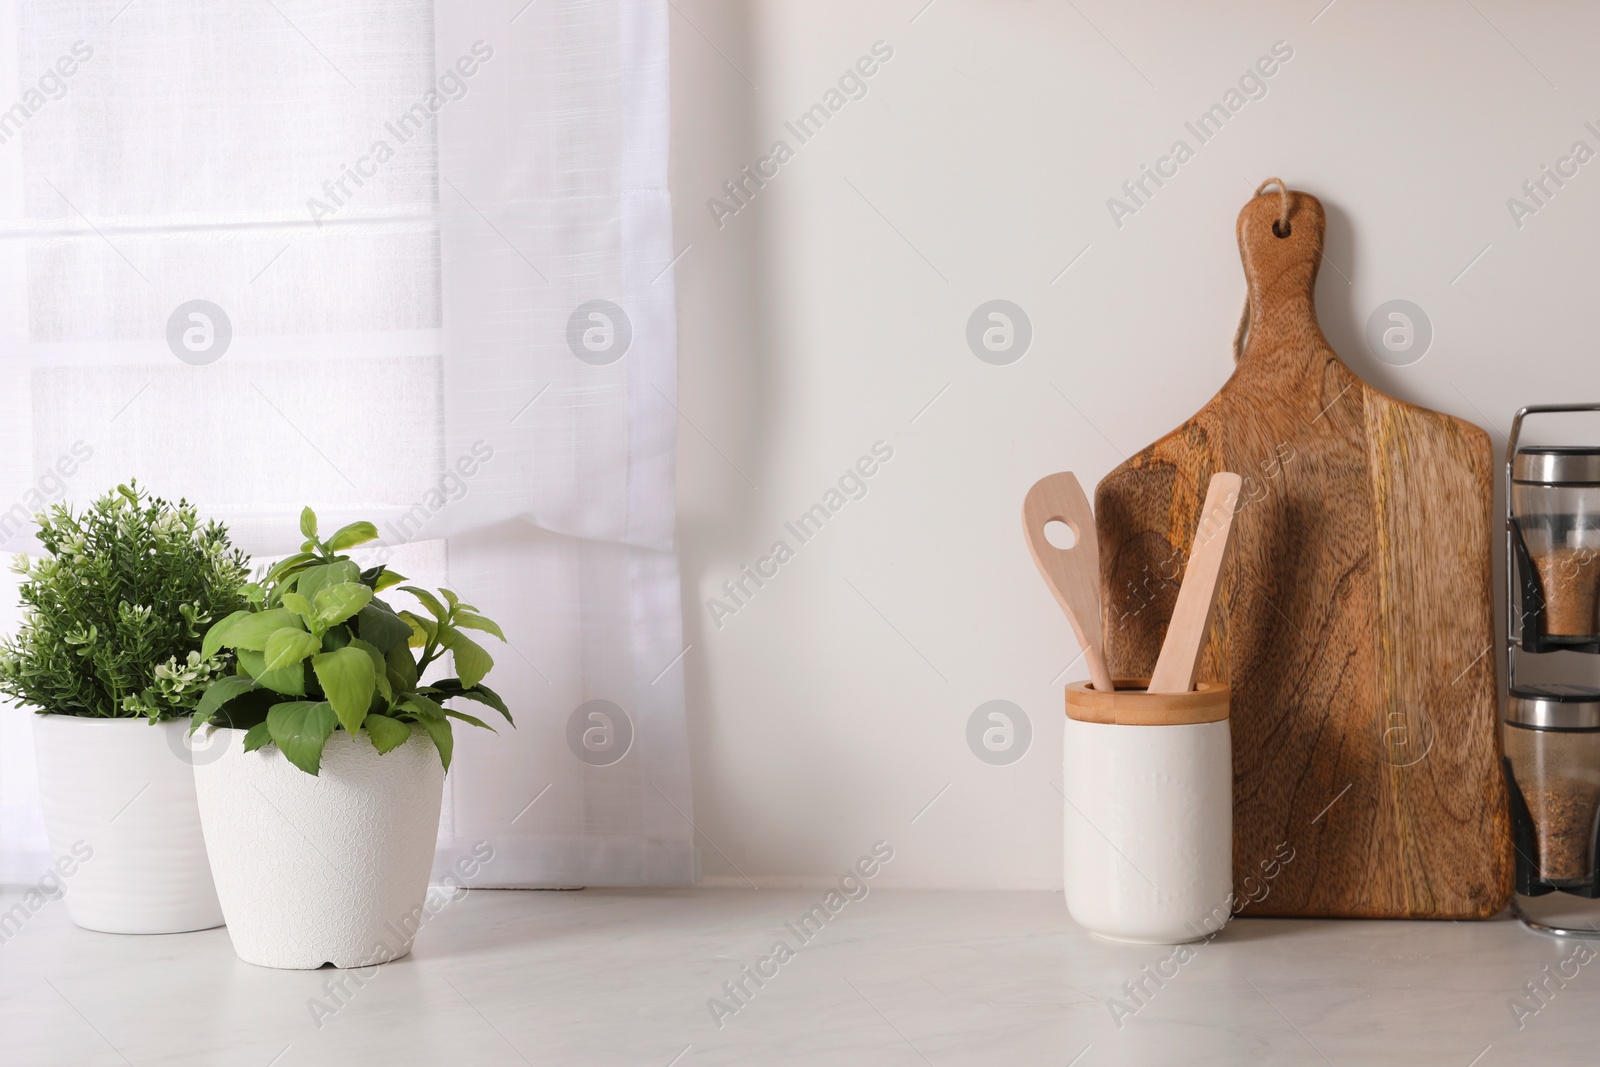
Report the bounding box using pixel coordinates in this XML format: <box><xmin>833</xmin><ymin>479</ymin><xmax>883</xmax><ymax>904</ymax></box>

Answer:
<box><xmin>1023</xmin><ymin>473</ymin><xmax>1115</xmax><ymax>692</ymax></box>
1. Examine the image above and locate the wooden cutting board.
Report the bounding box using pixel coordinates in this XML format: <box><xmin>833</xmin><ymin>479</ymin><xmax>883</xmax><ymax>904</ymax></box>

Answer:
<box><xmin>1094</xmin><ymin>188</ymin><xmax>1512</xmax><ymax>919</ymax></box>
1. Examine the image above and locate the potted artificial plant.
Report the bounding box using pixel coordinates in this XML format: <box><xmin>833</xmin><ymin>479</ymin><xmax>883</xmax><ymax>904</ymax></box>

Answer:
<box><xmin>0</xmin><ymin>483</ymin><xmax>250</xmax><ymax>933</ymax></box>
<box><xmin>190</xmin><ymin>507</ymin><xmax>511</xmax><ymax>969</ymax></box>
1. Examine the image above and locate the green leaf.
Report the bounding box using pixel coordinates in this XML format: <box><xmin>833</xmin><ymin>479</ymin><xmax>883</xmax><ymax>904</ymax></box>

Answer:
<box><xmin>428</xmin><ymin>679</ymin><xmax>513</xmax><ymax>725</ymax></box>
<box><xmin>357</xmin><ymin>601</ymin><xmax>413</xmax><ymax>652</ymax></box>
<box><xmin>415</xmin><ymin>713</ymin><xmax>453</xmax><ymax>772</ymax></box>
<box><xmin>349</xmin><ymin>637</ymin><xmax>386</xmax><ymax>671</ymax></box>
<box><xmin>242</xmin><ymin>721</ymin><xmax>272</xmax><ymax>752</ymax></box>
<box><xmin>360</xmin><ymin>565</ymin><xmax>407</xmax><ymax>591</ymax></box>
<box><xmin>221</xmin><ymin>608</ymin><xmax>304</xmax><ymax>652</ymax></box>
<box><xmin>280</xmin><ymin>591</ymin><xmax>313</xmax><ymax>618</ymax></box>
<box><xmin>386</xmin><ymin>642</ymin><xmax>419</xmax><ymax>692</ymax></box>
<box><xmin>453</xmin><ymin>611</ymin><xmax>506</xmax><ymax>642</ymax></box>
<box><xmin>439</xmin><ymin>627</ymin><xmax>493</xmax><ymax>688</ymax></box>
<box><xmin>194</xmin><ymin>674</ymin><xmax>259</xmax><ymax>725</ymax></box>
<box><xmin>237</xmin><ymin>650</ymin><xmax>306</xmax><ymax>697</ymax></box>
<box><xmin>294</xmin><ymin>560</ymin><xmax>362</xmax><ymax>605</ymax></box>
<box><xmin>400</xmin><ymin>586</ymin><xmax>448</xmax><ymax>622</ymax></box>
<box><xmin>327</xmin><ymin>521</ymin><xmax>379</xmax><ymax>551</ymax></box>
<box><xmin>443</xmin><ymin>708</ymin><xmax>494</xmax><ymax>731</ymax></box>
<box><xmin>312</xmin><ymin>646</ymin><xmax>376</xmax><ymax>735</ymax></box>
<box><xmin>313</xmin><ymin>582</ymin><xmax>373</xmax><ymax>626</ymax></box>
<box><xmin>262</xmin><ymin>627</ymin><xmax>322</xmax><ymax>672</ymax></box>
<box><xmin>350</xmin><ymin>638</ymin><xmax>390</xmax><ymax>704</ymax></box>
<box><xmin>299</xmin><ymin>506</ymin><xmax>318</xmax><ymax>539</ymax></box>
<box><xmin>202</xmin><ymin>609</ymin><xmax>253</xmax><ymax>661</ymax></box>
<box><xmin>264</xmin><ymin>552</ymin><xmax>316</xmax><ymax>585</ymax></box>
<box><xmin>266</xmin><ymin>700</ymin><xmax>338</xmax><ymax>775</ymax></box>
<box><xmin>399</xmin><ymin>610</ymin><xmax>436</xmax><ymax>648</ymax></box>
<box><xmin>363</xmin><ymin>712</ymin><xmax>411</xmax><ymax>754</ymax></box>
<box><xmin>206</xmin><ymin>686</ymin><xmax>279</xmax><ymax>731</ymax></box>
<box><xmin>441</xmin><ymin>588</ymin><xmax>460</xmax><ymax>611</ymax></box>
<box><xmin>399</xmin><ymin>692</ymin><xmax>446</xmax><ymax>720</ymax></box>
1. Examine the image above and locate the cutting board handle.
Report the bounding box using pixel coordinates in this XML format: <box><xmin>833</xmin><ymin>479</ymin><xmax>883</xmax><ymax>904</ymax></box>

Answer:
<box><xmin>1236</xmin><ymin>186</ymin><xmax>1327</xmax><ymax>367</ymax></box>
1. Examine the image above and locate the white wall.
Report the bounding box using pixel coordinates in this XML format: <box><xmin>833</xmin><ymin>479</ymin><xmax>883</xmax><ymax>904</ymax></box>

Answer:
<box><xmin>669</xmin><ymin>0</ymin><xmax>1600</xmax><ymax>887</ymax></box>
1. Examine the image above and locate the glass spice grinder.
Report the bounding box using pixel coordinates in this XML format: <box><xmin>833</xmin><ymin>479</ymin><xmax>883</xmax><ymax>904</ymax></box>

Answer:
<box><xmin>1505</xmin><ymin>405</ymin><xmax>1600</xmax><ymax>935</ymax></box>
<box><xmin>1512</xmin><ymin>441</ymin><xmax>1600</xmax><ymax>647</ymax></box>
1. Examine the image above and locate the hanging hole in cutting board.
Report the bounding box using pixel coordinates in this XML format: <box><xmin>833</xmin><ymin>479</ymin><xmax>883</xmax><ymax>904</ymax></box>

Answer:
<box><xmin>1272</xmin><ymin>219</ymin><xmax>1292</xmax><ymax>238</ymax></box>
<box><xmin>1043</xmin><ymin>520</ymin><xmax>1077</xmax><ymax>550</ymax></box>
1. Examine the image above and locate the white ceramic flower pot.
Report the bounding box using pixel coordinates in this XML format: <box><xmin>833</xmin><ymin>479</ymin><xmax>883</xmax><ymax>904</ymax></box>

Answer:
<box><xmin>1063</xmin><ymin>681</ymin><xmax>1233</xmax><ymax>945</ymax></box>
<box><xmin>193</xmin><ymin>727</ymin><xmax>444</xmax><ymax>969</ymax></box>
<box><xmin>31</xmin><ymin>715</ymin><xmax>225</xmax><ymax>934</ymax></box>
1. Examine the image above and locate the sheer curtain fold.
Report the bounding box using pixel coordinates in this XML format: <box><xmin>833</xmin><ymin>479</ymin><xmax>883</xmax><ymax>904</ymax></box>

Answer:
<box><xmin>0</xmin><ymin>0</ymin><xmax>692</xmax><ymax>888</ymax></box>
<box><xmin>431</xmin><ymin>0</ymin><xmax>690</xmax><ymax>884</ymax></box>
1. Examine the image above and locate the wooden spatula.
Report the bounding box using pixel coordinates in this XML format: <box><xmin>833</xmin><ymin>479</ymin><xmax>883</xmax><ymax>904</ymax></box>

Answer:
<box><xmin>1147</xmin><ymin>472</ymin><xmax>1242</xmax><ymax>694</ymax></box>
<box><xmin>1023</xmin><ymin>473</ymin><xmax>1115</xmax><ymax>692</ymax></box>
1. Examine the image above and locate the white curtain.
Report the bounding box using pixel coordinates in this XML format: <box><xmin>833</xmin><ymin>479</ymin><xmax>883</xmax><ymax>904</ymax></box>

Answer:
<box><xmin>0</xmin><ymin>0</ymin><xmax>693</xmax><ymax>887</ymax></box>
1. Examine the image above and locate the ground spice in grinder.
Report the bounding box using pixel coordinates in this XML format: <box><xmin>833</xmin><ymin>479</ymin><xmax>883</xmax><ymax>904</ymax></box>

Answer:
<box><xmin>1523</xmin><ymin>776</ymin><xmax>1600</xmax><ymax>882</ymax></box>
<box><xmin>1532</xmin><ymin>548</ymin><xmax>1600</xmax><ymax>636</ymax></box>
<box><xmin>1514</xmin><ymin>445</ymin><xmax>1600</xmax><ymax>639</ymax></box>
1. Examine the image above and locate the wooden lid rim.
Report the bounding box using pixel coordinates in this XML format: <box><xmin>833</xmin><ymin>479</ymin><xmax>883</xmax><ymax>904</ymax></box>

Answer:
<box><xmin>1064</xmin><ymin>678</ymin><xmax>1231</xmax><ymax>726</ymax></box>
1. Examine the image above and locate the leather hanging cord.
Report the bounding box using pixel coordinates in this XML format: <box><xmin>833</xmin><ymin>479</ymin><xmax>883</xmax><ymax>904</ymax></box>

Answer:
<box><xmin>1232</xmin><ymin>178</ymin><xmax>1292</xmax><ymax>362</ymax></box>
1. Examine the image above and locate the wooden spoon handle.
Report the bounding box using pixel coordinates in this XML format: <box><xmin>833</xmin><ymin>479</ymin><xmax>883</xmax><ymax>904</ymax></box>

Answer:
<box><xmin>1147</xmin><ymin>472</ymin><xmax>1243</xmax><ymax>694</ymax></box>
<box><xmin>1023</xmin><ymin>473</ymin><xmax>1115</xmax><ymax>692</ymax></box>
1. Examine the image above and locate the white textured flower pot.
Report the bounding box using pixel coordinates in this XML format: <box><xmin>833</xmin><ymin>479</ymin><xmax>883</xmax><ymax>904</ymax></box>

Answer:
<box><xmin>31</xmin><ymin>715</ymin><xmax>225</xmax><ymax>934</ymax></box>
<box><xmin>193</xmin><ymin>728</ymin><xmax>445</xmax><ymax>969</ymax></box>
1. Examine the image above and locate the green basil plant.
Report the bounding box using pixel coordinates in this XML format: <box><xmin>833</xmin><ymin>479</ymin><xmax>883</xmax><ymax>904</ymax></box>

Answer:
<box><xmin>190</xmin><ymin>507</ymin><xmax>511</xmax><ymax>774</ymax></box>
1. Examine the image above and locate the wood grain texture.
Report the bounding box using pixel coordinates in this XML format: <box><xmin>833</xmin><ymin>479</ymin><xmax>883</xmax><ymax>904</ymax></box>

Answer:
<box><xmin>1024</xmin><ymin>472</ymin><xmax>1116</xmax><ymax>692</ymax></box>
<box><xmin>1094</xmin><ymin>190</ymin><xmax>1512</xmax><ymax>919</ymax></box>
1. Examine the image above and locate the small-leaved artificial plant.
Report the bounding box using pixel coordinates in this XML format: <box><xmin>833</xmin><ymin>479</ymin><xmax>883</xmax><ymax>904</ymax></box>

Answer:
<box><xmin>190</xmin><ymin>507</ymin><xmax>511</xmax><ymax>774</ymax></box>
<box><xmin>0</xmin><ymin>483</ymin><xmax>251</xmax><ymax>720</ymax></box>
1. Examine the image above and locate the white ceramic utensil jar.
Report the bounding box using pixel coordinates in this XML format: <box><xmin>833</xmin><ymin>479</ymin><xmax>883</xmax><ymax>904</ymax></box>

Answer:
<box><xmin>1063</xmin><ymin>679</ymin><xmax>1232</xmax><ymax>944</ymax></box>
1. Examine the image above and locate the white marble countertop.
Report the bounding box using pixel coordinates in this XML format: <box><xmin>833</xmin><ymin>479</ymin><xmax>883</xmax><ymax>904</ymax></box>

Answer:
<box><xmin>2</xmin><ymin>886</ymin><xmax>1597</xmax><ymax>1065</ymax></box>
